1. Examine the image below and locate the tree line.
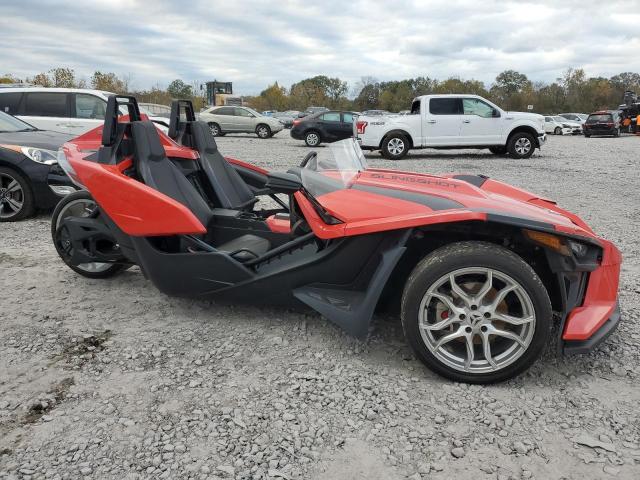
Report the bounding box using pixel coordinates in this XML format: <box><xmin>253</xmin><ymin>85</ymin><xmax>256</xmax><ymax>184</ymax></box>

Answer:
<box><xmin>2</xmin><ymin>67</ymin><xmax>639</xmax><ymax>114</ymax></box>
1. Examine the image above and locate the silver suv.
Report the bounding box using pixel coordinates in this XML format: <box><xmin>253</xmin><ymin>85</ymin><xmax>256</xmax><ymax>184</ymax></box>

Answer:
<box><xmin>198</xmin><ymin>106</ymin><xmax>283</xmax><ymax>139</ymax></box>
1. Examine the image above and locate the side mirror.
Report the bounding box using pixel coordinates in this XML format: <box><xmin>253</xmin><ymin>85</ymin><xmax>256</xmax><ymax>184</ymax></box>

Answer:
<box><xmin>492</xmin><ymin>109</ymin><xmax>501</xmax><ymax>118</ymax></box>
<box><xmin>265</xmin><ymin>172</ymin><xmax>302</xmax><ymax>194</ymax></box>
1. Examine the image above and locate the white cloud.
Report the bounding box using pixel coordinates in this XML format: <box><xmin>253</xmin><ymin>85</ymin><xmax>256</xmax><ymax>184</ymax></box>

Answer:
<box><xmin>1</xmin><ymin>0</ymin><xmax>638</xmax><ymax>94</ymax></box>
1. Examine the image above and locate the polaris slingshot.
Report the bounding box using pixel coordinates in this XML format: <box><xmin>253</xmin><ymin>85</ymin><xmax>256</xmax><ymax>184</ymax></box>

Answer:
<box><xmin>51</xmin><ymin>96</ymin><xmax>622</xmax><ymax>383</ymax></box>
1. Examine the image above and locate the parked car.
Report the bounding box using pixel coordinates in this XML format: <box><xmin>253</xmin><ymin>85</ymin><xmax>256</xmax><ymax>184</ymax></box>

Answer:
<box><xmin>139</xmin><ymin>103</ymin><xmax>171</xmax><ymax>118</ymax></box>
<box><xmin>552</xmin><ymin>116</ymin><xmax>582</xmax><ymax>135</ymax></box>
<box><xmin>272</xmin><ymin>111</ymin><xmax>299</xmax><ymax>128</ymax></box>
<box><xmin>356</xmin><ymin>95</ymin><xmax>546</xmax><ymax>159</ymax></box>
<box><xmin>544</xmin><ymin>116</ymin><xmax>572</xmax><ymax>135</ymax></box>
<box><xmin>558</xmin><ymin>113</ymin><xmax>588</xmax><ymax>124</ymax></box>
<box><xmin>52</xmin><ymin>96</ymin><xmax>622</xmax><ymax>383</ymax></box>
<box><xmin>0</xmin><ymin>111</ymin><xmax>76</xmax><ymax>221</ymax></box>
<box><xmin>361</xmin><ymin>109</ymin><xmax>390</xmax><ymax>116</ymax></box>
<box><xmin>197</xmin><ymin>105</ymin><xmax>283</xmax><ymax>138</ymax></box>
<box><xmin>583</xmin><ymin>111</ymin><xmax>622</xmax><ymax>137</ymax></box>
<box><xmin>0</xmin><ymin>87</ymin><xmax>170</xmax><ymax>134</ymax></box>
<box><xmin>290</xmin><ymin>110</ymin><xmax>357</xmax><ymax>146</ymax></box>
<box><xmin>298</xmin><ymin>106</ymin><xmax>329</xmax><ymax>118</ymax></box>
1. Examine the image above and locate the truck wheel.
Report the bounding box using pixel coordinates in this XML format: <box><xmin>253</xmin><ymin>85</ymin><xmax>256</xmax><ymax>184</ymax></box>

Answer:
<box><xmin>401</xmin><ymin>241</ymin><xmax>552</xmax><ymax>384</ymax></box>
<box><xmin>507</xmin><ymin>132</ymin><xmax>535</xmax><ymax>159</ymax></box>
<box><xmin>382</xmin><ymin>134</ymin><xmax>409</xmax><ymax>160</ymax></box>
<box><xmin>489</xmin><ymin>146</ymin><xmax>507</xmax><ymax>155</ymax></box>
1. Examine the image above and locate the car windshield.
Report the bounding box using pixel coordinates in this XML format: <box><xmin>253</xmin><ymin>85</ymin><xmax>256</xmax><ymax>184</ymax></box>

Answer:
<box><xmin>299</xmin><ymin>138</ymin><xmax>367</xmax><ymax>199</ymax></box>
<box><xmin>553</xmin><ymin>116</ymin><xmax>568</xmax><ymax>122</ymax></box>
<box><xmin>587</xmin><ymin>114</ymin><xmax>612</xmax><ymax>123</ymax></box>
<box><xmin>0</xmin><ymin>111</ymin><xmax>37</xmax><ymax>132</ymax></box>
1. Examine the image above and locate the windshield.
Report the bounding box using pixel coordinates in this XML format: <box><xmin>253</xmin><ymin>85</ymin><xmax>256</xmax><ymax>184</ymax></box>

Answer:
<box><xmin>587</xmin><ymin>114</ymin><xmax>612</xmax><ymax>123</ymax></box>
<box><xmin>553</xmin><ymin>116</ymin><xmax>568</xmax><ymax>123</ymax></box>
<box><xmin>300</xmin><ymin>138</ymin><xmax>367</xmax><ymax>198</ymax></box>
<box><xmin>0</xmin><ymin>111</ymin><xmax>36</xmax><ymax>132</ymax></box>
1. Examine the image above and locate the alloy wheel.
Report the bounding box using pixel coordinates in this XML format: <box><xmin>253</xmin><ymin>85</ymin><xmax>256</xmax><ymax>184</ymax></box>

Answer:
<box><xmin>306</xmin><ymin>133</ymin><xmax>319</xmax><ymax>146</ymax></box>
<box><xmin>209</xmin><ymin>124</ymin><xmax>220</xmax><ymax>136</ymax></box>
<box><xmin>388</xmin><ymin>138</ymin><xmax>405</xmax><ymax>156</ymax></box>
<box><xmin>55</xmin><ymin>198</ymin><xmax>112</xmax><ymax>273</ymax></box>
<box><xmin>418</xmin><ymin>267</ymin><xmax>536</xmax><ymax>374</ymax></box>
<box><xmin>0</xmin><ymin>172</ymin><xmax>24</xmax><ymax>219</ymax></box>
<box><xmin>514</xmin><ymin>137</ymin><xmax>532</xmax><ymax>155</ymax></box>
<box><xmin>257</xmin><ymin>126</ymin><xmax>270</xmax><ymax>138</ymax></box>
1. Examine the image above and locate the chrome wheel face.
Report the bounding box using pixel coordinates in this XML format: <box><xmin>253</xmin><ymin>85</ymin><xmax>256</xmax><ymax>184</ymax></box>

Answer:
<box><xmin>0</xmin><ymin>172</ymin><xmax>24</xmax><ymax>219</ymax></box>
<box><xmin>514</xmin><ymin>137</ymin><xmax>532</xmax><ymax>155</ymax></box>
<box><xmin>209</xmin><ymin>124</ymin><xmax>219</xmax><ymax>136</ymax></box>
<box><xmin>418</xmin><ymin>267</ymin><xmax>536</xmax><ymax>374</ymax></box>
<box><xmin>306</xmin><ymin>133</ymin><xmax>319</xmax><ymax>146</ymax></box>
<box><xmin>56</xmin><ymin>198</ymin><xmax>112</xmax><ymax>273</ymax></box>
<box><xmin>388</xmin><ymin>138</ymin><xmax>405</xmax><ymax>156</ymax></box>
<box><xmin>257</xmin><ymin>126</ymin><xmax>269</xmax><ymax>138</ymax></box>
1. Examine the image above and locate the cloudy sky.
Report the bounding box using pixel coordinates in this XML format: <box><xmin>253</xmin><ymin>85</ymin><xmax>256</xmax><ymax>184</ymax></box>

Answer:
<box><xmin>3</xmin><ymin>0</ymin><xmax>639</xmax><ymax>94</ymax></box>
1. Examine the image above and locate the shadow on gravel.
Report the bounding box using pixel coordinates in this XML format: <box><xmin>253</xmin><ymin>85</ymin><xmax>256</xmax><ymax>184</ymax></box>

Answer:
<box><xmin>23</xmin><ymin>377</ymin><xmax>75</xmax><ymax>424</ymax></box>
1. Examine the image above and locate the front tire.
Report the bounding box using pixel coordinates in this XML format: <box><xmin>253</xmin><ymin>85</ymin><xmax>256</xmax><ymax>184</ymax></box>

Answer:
<box><xmin>51</xmin><ymin>190</ymin><xmax>126</xmax><ymax>279</ymax></box>
<box><xmin>401</xmin><ymin>241</ymin><xmax>552</xmax><ymax>384</ymax></box>
<box><xmin>554</xmin><ymin>127</ymin><xmax>562</xmax><ymax>135</ymax></box>
<box><xmin>256</xmin><ymin>124</ymin><xmax>271</xmax><ymax>139</ymax></box>
<box><xmin>507</xmin><ymin>132</ymin><xmax>535</xmax><ymax>159</ymax></box>
<box><xmin>0</xmin><ymin>167</ymin><xmax>35</xmax><ymax>222</ymax></box>
<box><xmin>381</xmin><ymin>134</ymin><xmax>409</xmax><ymax>160</ymax></box>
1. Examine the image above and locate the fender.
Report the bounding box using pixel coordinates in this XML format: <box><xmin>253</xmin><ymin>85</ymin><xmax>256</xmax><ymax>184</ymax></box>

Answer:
<box><xmin>379</xmin><ymin>129</ymin><xmax>414</xmax><ymax>149</ymax></box>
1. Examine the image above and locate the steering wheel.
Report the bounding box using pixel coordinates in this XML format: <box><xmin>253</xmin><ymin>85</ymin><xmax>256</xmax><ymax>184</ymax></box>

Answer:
<box><xmin>299</xmin><ymin>151</ymin><xmax>317</xmax><ymax>168</ymax></box>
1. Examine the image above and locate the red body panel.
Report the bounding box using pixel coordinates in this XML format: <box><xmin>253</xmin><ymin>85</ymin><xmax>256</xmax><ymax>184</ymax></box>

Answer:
<box><xmin>562</xmin><ymin>240</ymin><xmax>622</xmax><ymax>340</ymax></box>
<box><xmin>265</xmin><ymin>214</ymin><xmax>291</xmax><ymax>234</ymax></box>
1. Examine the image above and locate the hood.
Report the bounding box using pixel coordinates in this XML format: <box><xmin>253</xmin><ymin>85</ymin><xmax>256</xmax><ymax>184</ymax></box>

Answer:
<box><xmin>505</xmin><ymin>111</ymin><xmax>544</xmax><ymax>121</ymax></box>
<box><xmin>315</xmin><ymin>168</ymin><xmax>596</xmax><ymax>239</ymax></box>
<box><xmin>0</xmin><ymin>129</ymin><xmax>74</xmax><ymax>150</ymax></box>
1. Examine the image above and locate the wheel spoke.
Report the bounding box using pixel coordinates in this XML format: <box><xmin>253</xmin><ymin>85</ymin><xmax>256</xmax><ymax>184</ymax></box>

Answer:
<box><xmin>485</xmin><ymin>324</ymin><xmax>526</xmax><ymax>348</ymax></box>
<box><xmin>449</xmin><ymin>273</ymin><xmax>470</xmax><ymax>305</ymax></box>
<box><xmin>7</xmin><ymin>180</ymin><xmax>20</xmax><ymax>193</ymax></box>
<box><xmin>473</xmin><ymin>270</ymin><xmax>493</xmax><ymax>303</ymax></box>
<box><xmin>488</xmin><ymin>284</ymin><xmax>516</xmax><ymax>310</ymax></box>
<box><xmin>422</xmin><ymin>315</ymin><xmax>459</xmax><ymax>331</ymax></box>
<box><xmin>434</xmin><ymin>325</ymin><xmax>467</xmax><ymax>351</ymax></box>
<box><xmin>6</xmin><ymin>197</ymin><xmax>22</xmax><ymax>211</ymax></box>
<box><xmin>492</xmin><ymin>312</ymin><xmax>535</xmax><ymax>326</ymax></box>
<box><xmin>429</xmin><ymin>291</ymin><xmax>461</xmax><ymax>313</ymax></box>
<box><xmin>464</xmin><ymin>333</ymin><xmax>475</xmax><ymax>371</ymax></box>
<box><xmin>481</xmin><ymin>331</ymin><xmax>497</xmax><ymax>369</ymax></box>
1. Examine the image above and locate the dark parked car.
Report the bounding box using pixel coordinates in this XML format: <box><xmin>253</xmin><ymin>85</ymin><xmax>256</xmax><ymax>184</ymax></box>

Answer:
<box><xmin>0</xmin><ymin>111</ymin><xmax>76</xmax><ymax>221</ymax></box>
<box><xmin>272</xmin><ymin>111</ymin><xmax>299</xmax><ymax>128</ymax></box>
<box><xmin>290</xmin><ymin>111</ymin><xmax>357</xmax><ymax>146</ymax></box>
<box><xmin>583</xmin><ymin>111</ymin><xmax>621</xmax><ymax>137</ymax></box>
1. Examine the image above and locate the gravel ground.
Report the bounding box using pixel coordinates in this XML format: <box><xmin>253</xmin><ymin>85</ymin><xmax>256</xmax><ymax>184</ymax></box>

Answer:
<box><xmin>1</xmin><ymin>133</ymin><xmax>639</xmax><ymax>480</ymax></box>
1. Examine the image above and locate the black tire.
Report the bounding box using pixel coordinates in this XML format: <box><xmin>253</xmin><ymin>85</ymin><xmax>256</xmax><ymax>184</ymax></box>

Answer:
<box><xmin>554</xmin><ymin>127</ymin><xmax>562</xmax><ymax>135</ymax></box>
<box><xmin>51</xmin><ymin>190</ymin><xmax>126</xmax><ymax>279</ymax></box>
<box><xmin>381</xmin><ymin>134</ymin><xmax>409</xmax><ymax>160</ymax></box>
<box><xmin>208</xmin><ymin>122</ymin><xmax>222</xmax><ymax>137</ymax></box>
<box><xmin>304</xmin><ymin>130</ymin><xmax>321</xmax><ymax>147</ymax></box>
<box><xmin>256</xmin><ymin>124</ymin><xmax>271</xmax><ymax>139</ymax></box>
<box><xmin>507</xmin><ymin>132</ymin><xmax>535</xmax><ymax>159</ymax></box>
<box><xmin>489</xmin><ymin>146</ymin><xmax>507</xmax><ymax>155</ymax></box>
<box><xmin>0</xmin><ymin>166</ymin><xmax>35</xmax><ymax>222</ymax></box>
<box><xmin>401</xmin><ymin>241</ymin><xmax>552</xmax><ymax>384</ymax></box>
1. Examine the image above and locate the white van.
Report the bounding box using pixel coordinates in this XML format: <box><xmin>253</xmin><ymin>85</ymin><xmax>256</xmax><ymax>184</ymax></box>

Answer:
<box><xmin>0</xmin><ymin>87</ymin><xmax>169</xmax><ymax>135</ymax></box>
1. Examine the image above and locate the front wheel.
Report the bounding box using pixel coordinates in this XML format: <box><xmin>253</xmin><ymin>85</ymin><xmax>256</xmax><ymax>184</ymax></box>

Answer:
<box><xmin>256</xmin><ymin>124</ymin><xmax>271</xmax><ymax>139</ymax></box>
<box><xmin>51</xmin><ymin>190</ymin><xmax>126</xmax><ymax>279</ymax></box>
<box><xmin>401</xmin><ymin>241</ymin><xmax>552</xmax><ymax>384</ymax></box>
<box><xmin>507</xmin><ymin>132</ymin><xmax>535</xmax><ymax>159</ymax></box>
<box><xmin>0</xmin><ymin>167</ymin><xmax>35</xmax><ymax>222</ymax></box>
<box><xmin>554</xmin><ymin>127</ymin><xmax>562</xmax><ymax>135</ymax></box>
<box><xmin>381</xmin><ymin>134</ymin><xmax>409</xmax><ymax>159</ymax></box>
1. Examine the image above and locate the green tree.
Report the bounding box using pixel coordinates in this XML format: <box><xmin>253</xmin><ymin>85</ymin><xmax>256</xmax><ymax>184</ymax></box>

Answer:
<box><xmin>91</xmin><ymin>71</ymin><xmax>127</xmax><ymax>93</ymax></box>
<box><xmin>167</xmin><ymin>79</ymin><xmax>193</xmax><ymax>98</ymax></box>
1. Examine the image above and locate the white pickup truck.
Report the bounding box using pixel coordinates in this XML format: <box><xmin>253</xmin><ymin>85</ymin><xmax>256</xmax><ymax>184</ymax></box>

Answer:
<box><xmin>355</xmin><ymin>94</ymin><xmax>546</xmax><ymax>159</ymax></box>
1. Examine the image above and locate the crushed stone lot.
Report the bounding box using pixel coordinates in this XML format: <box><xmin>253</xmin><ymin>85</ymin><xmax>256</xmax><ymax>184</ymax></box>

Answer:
<box><xmin>1</xmin><ymin>134</ymin><xmax>639</xmax><ymax>480</ymax></box>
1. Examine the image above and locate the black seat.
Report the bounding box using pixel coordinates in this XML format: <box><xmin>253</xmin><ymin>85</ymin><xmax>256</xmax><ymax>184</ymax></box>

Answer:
<box><xmin>131</xmin><ymin>121</ymin><xmax>214</xmax><ymax>227</ymax></box>
<box><xmin>190</xmin><ymin>121</ymin><xmax>258</xmax><ymax>210</ymax></box>
<box><xmin>131</xmin><ymin>121</ymin><xmax>270</xmax><ymax>261</ymax></box>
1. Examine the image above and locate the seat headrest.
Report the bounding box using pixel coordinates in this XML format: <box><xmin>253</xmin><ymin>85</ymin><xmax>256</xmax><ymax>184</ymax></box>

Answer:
<box><xmin>131</xmin><ymin>121</ymin><xmax>166</xmax><ymax>162</ymax></box>
<box><xmin>191</xmin><ymin>121</ymin><xmax>220</xmax><ymax>154</ymax></box>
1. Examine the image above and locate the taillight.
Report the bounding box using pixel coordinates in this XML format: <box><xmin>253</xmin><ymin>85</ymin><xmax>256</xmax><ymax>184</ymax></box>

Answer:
<box><xmin>292</xmin><ymin>119</ymin><xmax>301</xmax><ymax>126</ymax></box>
<box><xmin>356</xmin><ymin>120</ymin><xmax>368</xmax><ymax>134</ymax></box>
